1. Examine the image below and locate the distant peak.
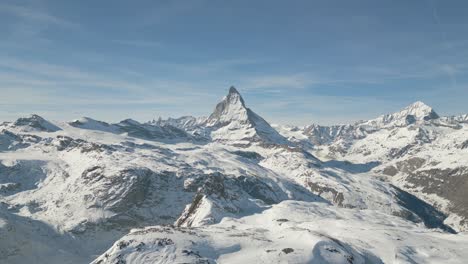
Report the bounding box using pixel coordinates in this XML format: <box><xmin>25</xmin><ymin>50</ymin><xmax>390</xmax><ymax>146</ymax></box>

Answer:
<box><xmin>401</xmin><ymin>101</ymin><xmax>439</xmax><ymax>120</ymax></box>
<box><xmin>119</xmin><ymin>119</ymin><xmax>141</xmax><ymax>126</ymax></box>
<box><xmin>27</xmin><ymin>114</ymin><xmax>46</xmax><ymax>120</ymax></box>
<box><xmin>407</xmin><ymin>101</ymin><xmax>432</xmax><ymax>110</ymax></box>
<box><xmin>13</xmin><ymin>114</ymin><xmax>61</xmax><ymax>132</ymax></box>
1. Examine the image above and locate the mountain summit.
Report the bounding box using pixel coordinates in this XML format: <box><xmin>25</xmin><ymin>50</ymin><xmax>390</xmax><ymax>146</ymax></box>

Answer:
<box><xmin>205</xmin><ymin>86</ymin><xmax>289</xmax><ymax>145</ymax></box>
<box><xmin>12</xmin><ymin>114</ymin><xmax>61</xmax><ymax>132</ymax></box>
<box><xmin>206</xmin><ymin>86</ymin><xmax>248</xmax><ymax>127</ymax></box>
<box><xmin>400</xmin><ymin>101</ymin><xmax>439</xmax><ymax>121</ymax></box>
<box><xmin>364</xmin><ymin>101</ymin><xmax>440</xmax><ymax>128</ymax></box>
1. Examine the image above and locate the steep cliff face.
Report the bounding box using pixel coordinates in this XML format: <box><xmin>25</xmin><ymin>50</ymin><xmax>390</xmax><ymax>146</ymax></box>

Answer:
<box><xmin>204</xmin><ymin>86</ymin><xmax>289</xmax><ymax>145</ymax></box>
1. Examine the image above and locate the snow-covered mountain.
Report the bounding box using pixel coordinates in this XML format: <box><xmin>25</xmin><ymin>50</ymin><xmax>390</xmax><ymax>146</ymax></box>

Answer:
<box><xmin>276</xmin><ymin>101</ymin><xmax>468</xmax><ymax>232</ymax></box>
<box><xmin>202</xmin><ymin>86</ymin><xmax>289</xmax><ymax>146</ymax></box>
<box><xmin>362</xmin><ymin>101</ymin><xmax>440</xmax><ymax>129</ymax></box>
<box><xmin>0</xmin><ymin>87</ymin><xmax>467</xmax><ymax>263</ymax></box>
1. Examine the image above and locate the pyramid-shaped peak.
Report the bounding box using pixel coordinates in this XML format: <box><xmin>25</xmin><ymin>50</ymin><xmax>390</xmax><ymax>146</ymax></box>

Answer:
<box><xmin>229</xmin><ymin>86</ymin><xmax>240</xmax><ymax>94</ymax></box>
<box><xmin>204</xmin><ymin>86</ymin><xmax>290</xmax><ymax>145</ymax></box>
<box><xmin>207</xmin><ymin>87</ymin><xmax>248</xmax><ymax>126</ymax></box>
<box><xmin>225</xmin><ymin>86</ymin><xmax>245</xmax><ymax>106</ymax></box>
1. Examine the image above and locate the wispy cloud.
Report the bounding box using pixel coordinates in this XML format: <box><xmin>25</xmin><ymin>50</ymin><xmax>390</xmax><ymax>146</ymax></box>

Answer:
<box><xmin>0</xmin><ymin>3</ymin><xmax>79</xmax><ymax>29</ymax></box>
<box><xmin>0</xmin><ymin>57</ymin><xmax>223</xmax><ymax>110</ymax></box>
<box><xmin>0</xmin><ymin>2</ymin><xmax>80</xmax><ymax>47</ymax></box>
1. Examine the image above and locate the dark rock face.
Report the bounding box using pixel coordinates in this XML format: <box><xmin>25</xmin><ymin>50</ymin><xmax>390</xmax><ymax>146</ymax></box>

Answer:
<box><xmin>81</xmin><ymin>167</ymin><xmax>152</xmax><ymax>213</ymax></box>
<box><xmin>54</xmin><ymin>136</ymin><xmax>114</xmax><ymax>153</ymax></box>
<box><xmin>405</xmin><ymin>115</ymin><xmax>417</xmax><ymax>125</ymax></box>
<box><xmin>405</xmin><ymin>167</ymin><xmax>468</xmax><ymax>228</ymax></box>
<box><xmin>66</xmin><ymin>169</ymin><xmax>196</xmax><ymax>235</ymax></box>
<box><xmin>0</xmin><ymin>130</ymin><xmax>34</xmax><ymax>151</ymax></box>
<box><xmin>392</xmin><ymin>186</ymin><xmax>456</xmax><ymax>233</ymax></box>
<box><xmin>0</xmin><ymin>160</ymin><xmax>49</xmax><ymax>195</ymax></box>
<box><xmin>235</xmin><ymin>176</ymin><xmax>280</xmax><ymax>205</ymax></box>
<box><xmin>460</xmin><ymin>140</ymin><xmax>468</xmax><ymax>149</ymax></box>
<box><xmin>306</xmin><ymin>181</ymin><xmax>344</xmax><ymax>206</ymax></box>
<box><xmin>383</xmin><ymin>157</ymin><xmax>426</xmax><ymax>176</ymax></box>
<box><xmin>424</xmin><ymin>110</ymin><xmax>440</xmax><ymax>121</ymax></box>
<box><xmin>382</xmin><ymin>166</ymin><xmax>398</xmax><ymax>176</ymax></box>
<box><xmin>231</xmin><ymin>150</ymin><xmax>263</xmax><ymax>160</ymax></box>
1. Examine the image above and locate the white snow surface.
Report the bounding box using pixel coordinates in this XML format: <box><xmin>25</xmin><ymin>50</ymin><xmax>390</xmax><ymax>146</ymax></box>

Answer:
<box><xmin>0</xmin><ymin>88</ymin><xmax>467</xmax><ymax>263</ymax></box>
<box><xmin>93</xmin><ymin>201</ymin><xmax>468</xmax><ymax>264</ymax></box>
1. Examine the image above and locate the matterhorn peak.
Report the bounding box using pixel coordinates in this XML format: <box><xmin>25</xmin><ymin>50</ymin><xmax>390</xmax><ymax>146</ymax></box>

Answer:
<box><xmin>204</xmin><ymin>86</ymin><xmax>289</xmax><ymax>145</ymax></box>
<box><xmin>206</xmin><ymin>86</ymin><xmax>249</xmax><ymax>127</ymax></box>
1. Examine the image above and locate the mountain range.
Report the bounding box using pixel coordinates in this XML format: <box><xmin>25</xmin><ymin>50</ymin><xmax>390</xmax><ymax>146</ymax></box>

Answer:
<box><xmin>1</xmin><ymin>86</ymin><xmax>467</xmax><ymax>263</ymax></box>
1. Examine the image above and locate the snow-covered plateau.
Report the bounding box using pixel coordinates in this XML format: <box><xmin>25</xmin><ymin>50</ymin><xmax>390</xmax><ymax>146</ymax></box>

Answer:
<box><xmin>0</xmin><ymin>87</ymin><xmax>467</xmax><ymax>263</ymax></box>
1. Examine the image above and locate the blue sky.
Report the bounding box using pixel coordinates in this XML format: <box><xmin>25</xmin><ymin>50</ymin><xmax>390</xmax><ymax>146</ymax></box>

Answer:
<box><xmin>1</xmin><ymin>0</ymin><xmax>467</xmax><ymax>125</ymax></box>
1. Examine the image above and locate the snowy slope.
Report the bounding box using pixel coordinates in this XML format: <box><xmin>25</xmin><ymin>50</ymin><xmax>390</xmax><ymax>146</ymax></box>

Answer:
<box><xmin>0</xmin><ymin>87</ymin><xmax>467</xmax><ymax>263</ymax></box>
<box><xmin>275</xmin><ymin>101</ymin><xmax>468</xmax><ymax>232</ymax></box>
<box><xmin>93</xmin><ymin>201</ymin><xmax>468</xmax><ymax>264</ymax></box>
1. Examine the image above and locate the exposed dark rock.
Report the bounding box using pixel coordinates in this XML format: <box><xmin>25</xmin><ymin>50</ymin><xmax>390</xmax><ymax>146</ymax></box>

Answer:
<box><xmin>392</xmin><ymin>185</ymin><xmax>456</xmax><ymax>233</ymax></box>
<box><xmin>231</xmin><ymin>150</ymin><xmax>263</xmax><ymax>160</ymax></box>
<box><xmin>307</xmin><ymin>182</ymin><xmax>344</xmax><ymax>206</ymax></box>
<box><xmin>404</xmin><ymin>167</ymin><xmax>468</xmax><ymax>229</ymax></box>
<box><xmin>382</xmin><ymin>166</ymin><xmax>398</xmax><ymax>176</ymax></box>
<box><xmin>54</xmin><ymin>136</ymin><xmax>114</xmax><ymax>153</ymax></box>
<box><xmin>460</xmin><ymin>140</ymin><xmax>468</xmax><ymax>149</ymax></box>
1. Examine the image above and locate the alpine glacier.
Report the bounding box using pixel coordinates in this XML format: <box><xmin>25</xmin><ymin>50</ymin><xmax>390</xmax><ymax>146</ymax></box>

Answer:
<box><xmin>0</xmin><ymin>87</ymin><xmax>467</xmax><ymax>264</ymax></box>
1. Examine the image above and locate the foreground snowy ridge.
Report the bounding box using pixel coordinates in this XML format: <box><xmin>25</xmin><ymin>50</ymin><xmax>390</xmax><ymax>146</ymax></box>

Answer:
<box><xmin>93</xmin><ymin>201</ymin><xmax>468</xmax><ymax>264</ymax></box>
<box><xmin>1</xmin><ymin>86</ymin><xmax>467</xmax><ymax>263</ymax></box>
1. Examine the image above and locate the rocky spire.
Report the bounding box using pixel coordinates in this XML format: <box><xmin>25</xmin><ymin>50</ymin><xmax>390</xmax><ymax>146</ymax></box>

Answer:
<box><xmin>206</xmin><ymin>86</ymin><xmax>249</xmax><ymax>127</ymax></box>
<box><xmin>204</xmin><ymin>86</ymin><xmax>289</xmax><ymax>145</ymax></box>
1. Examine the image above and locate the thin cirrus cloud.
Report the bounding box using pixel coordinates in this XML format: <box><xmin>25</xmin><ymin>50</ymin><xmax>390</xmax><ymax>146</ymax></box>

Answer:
<box><xmin>0</xmin><ymin>3</ymin><xmax>79</xmax><ymax>29</ymax></box>
<box><xmin>0</xmin><ymin>54</ymin><xmax>466</xmax><ymax>125</ymax></box>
